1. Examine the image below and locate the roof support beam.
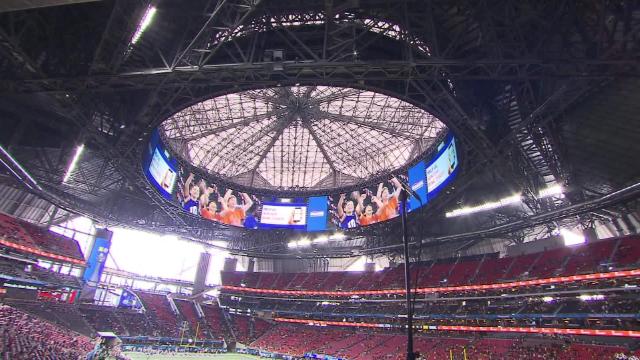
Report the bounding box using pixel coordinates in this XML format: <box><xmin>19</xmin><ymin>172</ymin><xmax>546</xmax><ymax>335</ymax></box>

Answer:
<box><xmin>300</xmin><ymin>120</ymin><xmax>338</xmax><ymax>186</ymax></box>
<box><xmin>167</xmin><ymin>108</ymin><xmax>288</xmax><ymax>142</ymax></box>
<box><xmin>315</xmin><ymin>110</ymin><xmax>424</xmax><ymax>141</ymax></box>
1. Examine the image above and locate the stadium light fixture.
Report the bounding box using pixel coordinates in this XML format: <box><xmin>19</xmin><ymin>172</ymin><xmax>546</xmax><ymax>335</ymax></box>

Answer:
<box><xmin>313</xmin><ymin>235</ymin><xmax>328</xmax><ymax>244</ymax></box>
<box><xmin>537</xmin><ymin>184</ymin><xmax>564</xmax><ymax>199</ymax></box>
<box><xmin>560</xmin><ymin>228</ymin><xmax>585</xmax><ymax>246</ymax></box>
<box><xmin>578</xmin><ymin>294</ymin><xmax>605</xmax><ymax>301</ymax></box>
<box><xmin>445</xmin><ymin>194</ymin><xmax>522</xmax><ymax>218</ymax></box>
<box><xmin>297</xmin><ymin>238</ymin><xmax>312</xmax><ymax>247</ymax></box>
<box><xmin>130</xmin><ymin>5</ymin><xmax>157</xmax><ymax>45</ymax></box>
<box><xmin>0</xmin><ymin>144</ymin><xmax>42</xmax><ymax>190</ymax></box>
<box><xmin>63</xmin><ymin>144</ymin><xmax>85</xmax><ymax>183</ymax></box>
<box><xmin>330</xmin><ymin>232</ymin><xmax>346</xmax><ymax>241</ymax></box>
<box><xmin>288</xmin><ymin>238</ymin><xmax>312</xmax><ymax>248</ymax></box>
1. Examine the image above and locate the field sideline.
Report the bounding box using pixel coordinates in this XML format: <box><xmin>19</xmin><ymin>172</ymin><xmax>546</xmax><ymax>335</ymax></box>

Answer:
<box><xmin>123</xmin><ymin>353</ymin><xmax>262</xmax><ymax>360</ymax></box>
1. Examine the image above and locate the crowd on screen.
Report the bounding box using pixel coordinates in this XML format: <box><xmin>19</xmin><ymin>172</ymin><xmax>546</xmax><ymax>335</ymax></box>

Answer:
<box><xmin>178</xmin><ymin>172</ymin><xmax>259</xmax><ymax>228</ymax></box>
<box><xmin>176</xmin><ymin>170</ymin><xmax>408</xmax><ymax>230</ymax></box>
<box><xmin>329</xmin><ymin>177</ymin><xmax>404</xmax><ymax>229</ymax></box>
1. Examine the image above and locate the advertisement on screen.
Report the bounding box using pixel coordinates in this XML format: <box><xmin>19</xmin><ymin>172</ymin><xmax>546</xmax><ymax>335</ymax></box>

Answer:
<box><xmin>149</xmin><ymin>148</ymin><xmax>177</xmax><ymax>193</ymax></box>
<box><xmin>144</xmin><ymin>130</ymin><xmax>178</xmax><ymax>199</ymax></box>
<box><xmin>259</xmin><ymin>202</ymin><xmax>307</xmax><ymax>230</ymax></box>
<box><xmin>426</xmin><ymin>136</ymin><xmax>458</xmax><ymax>195</ymax></box>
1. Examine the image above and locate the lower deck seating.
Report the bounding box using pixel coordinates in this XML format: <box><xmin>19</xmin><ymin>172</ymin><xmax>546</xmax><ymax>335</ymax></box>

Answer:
<box><xmin>136</xmin><ymin>292</ymin><xmax>180</xmax><ymax>337</ymax></box>
<box><xmin>79</xmin><ymin>305</ymin><xmax>128</xmax><ymax>335</ymax></box>
<box><xmin>0</xmin><ymin>304</ymin><xmax>93</xmax><ymax>360</ymax></box>
<box><xmin>7</xmin><ymin>299</ymin><xmax>94</xmax><ymax>336</ymax></box>
<box><xmin>250</xmin><ymin>324</ymin><xmax>638</xmax><ymax>360</ymax></box>
<box><xmin>201</xmin><ymin>304</ymin><xmax>229</xmax><ymax>340</ymax></box>
<box><xmin>174</xmin><ymin>299</ymin><xmax>200</xmax><ymax>336</ymax></box>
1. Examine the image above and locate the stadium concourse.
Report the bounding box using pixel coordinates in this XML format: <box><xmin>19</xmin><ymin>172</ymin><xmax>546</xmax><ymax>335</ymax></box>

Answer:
<box><xmin>1</xmin><ymin>0</ymin><xmax>640</xmax><ymax>360</ymax></box>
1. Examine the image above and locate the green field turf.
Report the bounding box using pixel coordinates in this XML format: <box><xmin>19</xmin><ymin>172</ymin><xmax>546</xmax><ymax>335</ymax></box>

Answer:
<box><xmin>123</xmin><ymin>353</ymin><xmax>261</xmax><ymax>360</ymax></box>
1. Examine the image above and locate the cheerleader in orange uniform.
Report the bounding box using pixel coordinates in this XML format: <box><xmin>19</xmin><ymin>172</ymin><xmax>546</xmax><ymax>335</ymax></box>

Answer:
<box><xmin>376</xmin><ymin>178</ymin><xmax>402</xmax><ymax>222</ymax></box>
<box><xmin>356</xmin><ymin>193</ymin><xmax>378</xmax><ymax>226</ymax></box>
<box><xmin>220</xmin><ymin>189</ymin><xmax>254</xmax><ymax>227</ymax></box>
<box><xmin>201</xmin><ymin>200</ymin><xmax>222</xmax><ymax>222</ymax></box>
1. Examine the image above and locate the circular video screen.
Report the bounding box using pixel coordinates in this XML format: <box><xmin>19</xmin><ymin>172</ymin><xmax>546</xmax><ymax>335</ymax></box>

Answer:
<box><xmin>143</xmin><ymin>86</ymin><xmax>460</xmax><ymax>232</ymax></box>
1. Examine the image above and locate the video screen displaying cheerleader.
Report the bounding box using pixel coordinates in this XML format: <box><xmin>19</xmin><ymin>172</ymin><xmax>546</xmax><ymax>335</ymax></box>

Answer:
<box><xmin>176</xmin><ymin>170</ymin><xmax>261</xmax><ymax>229</ymax></box>
<box><xmin>328</xmin><ymin>176</ymin><xmax>406</xmax><ymax>230</ymax></box>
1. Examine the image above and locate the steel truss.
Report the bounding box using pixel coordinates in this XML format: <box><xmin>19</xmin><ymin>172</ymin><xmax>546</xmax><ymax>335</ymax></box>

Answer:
<box><xmin>0</xmin><ymin>0</ymin><xmax>638</xmax><ymax>257</ymax></box>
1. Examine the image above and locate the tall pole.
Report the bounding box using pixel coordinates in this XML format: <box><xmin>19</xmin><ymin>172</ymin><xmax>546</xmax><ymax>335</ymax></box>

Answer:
<box><xmin>400</xmin><ymin>189</ymin><xmax>415</xmax><ymax>360</ymax></box>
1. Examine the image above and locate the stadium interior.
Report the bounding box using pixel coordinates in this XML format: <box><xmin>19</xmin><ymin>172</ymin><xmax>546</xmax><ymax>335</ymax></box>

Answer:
<box><xmin>0</xmin><ymin>1</ymin><xmax>639</xmax><ymax>359</ymax></box>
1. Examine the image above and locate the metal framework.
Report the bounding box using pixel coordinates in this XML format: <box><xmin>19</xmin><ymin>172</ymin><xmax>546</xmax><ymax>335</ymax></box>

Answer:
<box><xmin>161</xmin><ymin>85</ymin><xmax>446</xmax><ymax>190</ymax></box>
<box><xmin>0</xmin><ymin>0</ymin><xmax>638</xmax><ymax>258</ymax></box>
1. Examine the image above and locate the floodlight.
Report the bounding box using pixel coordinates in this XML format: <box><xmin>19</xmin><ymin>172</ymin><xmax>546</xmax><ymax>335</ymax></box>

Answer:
<box><xmin>63</xmin><ymin>144</ymin><xmax>85</xmax><ymax>183</ymax></box>
<box><xmin>313</xmin><ymin>236</ymin><xmax>328</xmax><ymax>244</ymax></box>
<box><xmin>537</xmin><ymin>184</ymin><xmax>564</xmax><ymax>199</ymax></box>
<box><xmin>297</xmin><ymin>238</ymin><xmax>311</xmax><ymax>247</ymax></box>
<box><xmin>130</xmin><ymin>5</ymin><xmax>157</xmax><ymax>45</ymax></box>
<box><xmin>560</xmin><ymin>229</ymin><xmax>585</xmax><ymax>246</ymax></box>
<box><xmin>446</xmin><ymin>194</ymin><xmax>522</xmax><ymax>217</ymax></box>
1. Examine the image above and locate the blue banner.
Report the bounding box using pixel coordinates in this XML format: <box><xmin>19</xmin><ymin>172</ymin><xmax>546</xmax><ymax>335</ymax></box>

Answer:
<box><xmin>118</xmin><ymin>289</ymin><xmax>139</xmax><ymax>309</ymax></box>
<box><xmin>407</xmin><ymin>161</ymin><xmax>428</xmax><ymax>212</ymax></box>
<box><xmin>83</xmin><ymin>229</ymin><xmax>112</xmax><ymax>284</ymax></box>
<box><xmin>306</xmin><ymin>196</ymin><xmax>329</xmax><ymax>232</ymax></box>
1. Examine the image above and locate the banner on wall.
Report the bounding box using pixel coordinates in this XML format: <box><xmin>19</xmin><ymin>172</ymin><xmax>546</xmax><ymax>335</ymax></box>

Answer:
<box><xmin>82</xmin><ymin>228</ymin><xmax>112</xmax><ymax>285</ymax></box>
<box><xmin>119</xmin><ymin>289</ymin><xmax>139</xmax><ymax>309</ymax></box>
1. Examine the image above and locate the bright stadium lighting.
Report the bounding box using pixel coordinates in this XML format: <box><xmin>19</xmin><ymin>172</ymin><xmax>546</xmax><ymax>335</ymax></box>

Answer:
<box><xmin>161</xmin><ymin>234</ymin><xmax>178</xmax><ymax>242</ymax></box>
<box><xmin>63</xmin><ymin>144</ymin><xmax>84</xmax><ymax>183</ymax></box>
<box><xmin>297</xmin><ymin>238</ymin><xmax>312</xmax><ymax>247</ymax></box>
<box><xmin>537</xmin><ymin>183</ymin><xmax>564</xmax><ymax>199</ymax></box>
<box><xmin>330</xmin><ymin>232</ymin><xmax>346</xmax><ymax>241</ymax></box>
<box><xmin>578</xmin><ymin>294</ymin><xmax>605</xmax><ymax>301</ymax></box>
<box><xmin>542</xmin><ymin>296</ymin><xmax>554</xmax><ymax>303</ymax></box>
<box><xmin>130</xmin><ymin>5</ymin><xmax>157</xmax><ymax>45</ymax></box>
<box><xmin>313</xmin><ymin>235</ymin><xmax>328</xmax><ymax>244</ymax></box>
<box><xmin>446</xmin><ymin>194</ymin><xmax>522</xmax><ymax>217</ymax></box>
<box><xmin>561</xmin><ymin>228</ymin><xmax>585</xmax><ymax>246</ymax></box>
<box><xmin>287</xmin><ymin>241</ymin><xmax>298</xmax><ymax>249</ymax></box>
<box><xmin>107</xmin><ymin>228</ymin><xmax>215</xmax><ymax>282</ymax></box>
